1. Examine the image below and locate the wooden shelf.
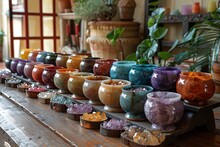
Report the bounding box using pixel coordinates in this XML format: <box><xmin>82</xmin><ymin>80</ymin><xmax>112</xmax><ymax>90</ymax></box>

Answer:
<box><xmin>57</xmin><ymin>13</ymin><xmax>80</xmax><ymax>20</ymax></box>
<box><xmin>161</xmin><ymin>14</ymin><xmax>209</xmax><ymax>23</ymax></box>
<box><xmin>8</xmin><ymin>74</ymin><xmax>220</xmax><ymax>146</ymax></box>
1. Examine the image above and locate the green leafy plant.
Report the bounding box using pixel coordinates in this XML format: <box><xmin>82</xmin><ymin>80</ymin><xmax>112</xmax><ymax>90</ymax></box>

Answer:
<box><xmin>74</xmin><ymin>0</ymin><xmax>118</xmax><ymax>21</ymax></box>
<box><xmin>126</xmin><ymin>8</ymin><xmax>168</xmax><ymax>64</ymax></box>
<box><xmin>162</xmin><ymin>8</ymin><xmax>220</xmax><ymax>71</ymax></box>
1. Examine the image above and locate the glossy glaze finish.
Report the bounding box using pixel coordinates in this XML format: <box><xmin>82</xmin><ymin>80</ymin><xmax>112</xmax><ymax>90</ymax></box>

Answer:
<box><xmin>36</xmin><ymin>51</ymin><xmax>48</xmax><ymax>63</ymax></box>
<box><xmin>129</xmin><ymin>64</ymin><xmax>157</xmax><ymax>85</ymax></box>
<box><xmin>20</xmin><ymin>49</ymin><xmax>40</xmax><ymax>60</ymax></box>
<box><xmin>42</xmin><ymin>66</ymin><xmax>63</xmax><ymax>89</ymax></box>
<box><xmin>83</xmin><ymin>76</ymin><xmax>110</xmax><ymax>105</ymax></box>
<box><xmin>32</xmin><ymin>64</ymin><xmax>54</xmax><ymax>84</ymax></box>
<box><xmin>120</xmin><ymin>85</ymin><xmax>153</xmax><ymax>121</ymax></box>
<box><xmin>45</xmin><ymin>52</ymin><xmax>58</xmax><ymax>65</ymax></box>
<box><xmin>144</xmin><ymin>91</ymin><xmax>184</xmax><ymax>132</ymax></box>
<box><xmin>28</xmin><ymin>50</ymin><xmax>42</xmax><ymax>61</ymax></box>
<box><xmin>16</xmin><ymin>60</ymin><xmax>31</xmax><ymax>77</ymax></box>
<box><xmin>110</xmin><ymin>61</ymin><xmax>136</xmax><ymax>80</ymax></box>
<box><xmin>79</xmin><ymin>57</ymin><xmax>101</xmax><ymax>73</ymax></box>
<box><xmin>5</xmin><ymin>58</ymin><xmax>13</xmax><ymax>70</ymax></box>
<box><xmin>24</xmin><ymin>62</ymin><xmax>43</xmax><ymax>81</ymax></box>
<box><xmin>54</xmin><ymin>68</ymin><xmax>78</xmax><ymax>94</ymax></box>
<box><xmin>93</xmin><ymin>59</ymin><xmax>118</xmax><ymax>76</ymax></box>
<box><xmin>66</xmin><ymin>55</ymin><xmax>88</xmax><ymax>70</ymax></box>
<box><xmin>55</xmin><ymin>53</ymin><xmax>71</xmax><ymax>68</ymax></box>
<box><xmin>176</xmin><ymin>72</ymin><xmax>215</xmax><ymax>105</ymax></box>
<box><xmin>68</xmin><ymin>72</ymin><xmax>94</xmax><ymax>99</ymax></box>
<box><xmin>151</xmin><ymin>67</ymin><xmax>181</xmax><ymax>91</ymax></box>
<box><xmin>10</xmin><ymin>58</ymin><xmax>24</xmax><ymax>73</ymax></box>
<box><xmin>98</xmin><ymin>79</ymin><xmax>131</xmax><ymax>113</ymax></box>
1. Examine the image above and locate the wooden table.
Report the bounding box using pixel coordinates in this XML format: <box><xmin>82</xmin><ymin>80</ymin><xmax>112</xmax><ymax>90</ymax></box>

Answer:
<box><xmin>0</xmin><ymin>80</ymin><xmax>220</xmax><ymax>146</ymax></box>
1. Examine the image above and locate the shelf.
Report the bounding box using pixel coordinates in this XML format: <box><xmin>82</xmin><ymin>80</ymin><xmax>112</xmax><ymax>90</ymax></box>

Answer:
<box><xmin>57</xmin><ymin>13</ymin><xmax>80</xmax><ymax>20</ymax></box>
<box><xmin>161</xmin><ymin>14</ymin><xmax>209</xmax><ymax>23</ymax></box>
<box><xmin>8</xmin><ymin>74</ymin><xmax>220</xmax><ymax>145</ymax></box>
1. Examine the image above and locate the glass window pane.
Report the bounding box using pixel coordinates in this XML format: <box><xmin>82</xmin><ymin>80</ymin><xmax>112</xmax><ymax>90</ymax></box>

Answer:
<box><xmin>28</xmin><ymin>16</ymin><xmax>40</xmax><ymax>37</ymax></box>
<box><xmin>12</xmin><ymin>0</ymin><xmax>24</xmax><ymax>12</ymax></box>
<box><xmin>28</xmin><ymin>0</ymin><xmax>39</xmax><ymax>13</ymax></box>
<box><xmin>14</xmin><ymin>40</ymin><xmax>26</xmax><ymax>58</ymax></box>
<box><xmin>43</xmin><ymin>16</ymin><xmax>54</xmax><ymax>36</ymax></box>
<box><xmin>43</xmin><ymin>0</ymin><xmax>53</xmax><ymax>13</ymax></box>
<box><xmin>44</xmin><ymin>39</ymin><xmax>54</xmax><ymax>52</ymax></box>
<box><xmin>13</xmin><ymin>17</ymin><xmax>25</xmax><ymax>37</ymax></box>
<box><xmin>56</xmin><ymin>17</ymin><xmax>60</xmax><ymax>36</ymax></box>
<box><xmin>29</xmin><ymin>40</ymin><xmax>41</xmax><ymax>49</ymax></box>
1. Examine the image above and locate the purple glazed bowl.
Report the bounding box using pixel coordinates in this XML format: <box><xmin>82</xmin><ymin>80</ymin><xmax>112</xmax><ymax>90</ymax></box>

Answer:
<box><xmin>10</xmin><ymin>58</ymin><xmax>25</xmax><ymax>73</ymax></box>
<box><xmin>16</xmin><ymin>60</ymin><xmax>31</xmax><ymax>77</ymax></box>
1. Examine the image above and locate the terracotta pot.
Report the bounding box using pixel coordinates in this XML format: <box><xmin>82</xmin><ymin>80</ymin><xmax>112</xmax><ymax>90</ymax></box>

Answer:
<box><xmin>83</xmin><ymin>76</ymin><xmax>110</xmax><ymax>105</ymax></box>
<box><xmin>176</xmin><ymin>72</ymin><xmax>215</xmax><ymax>106</ymax></box>
<box><xmin>67</xmin><ymin>72</ymin><xmax>94</xmax><ymax>100</ymax></box>
<box><xmin>42</xmin><ymin>66</ymin><xmax>63</xmax><ymax>89</ymax></box>
<box><xmin>118</xmin><ymin>0</ymin><xmax>136</xmax><ymax>21</ymax></box>
<box><xmin>32</xmin><ymin>64</ymin><xmax>54</xmax><ymax>84</ymax></box>
<box><xmin>98</xmin><ymin>79</ymin><xmax>131</xmax><ymax>113</ymax></box>
<box><xmin>54</xmin><ymin>68</ymin><xmax>78</xmax><ymax>94</ymax></box>
<box><xmin>16</xmin><ymin>60</ymin><xmax>31</xmax><ymax>77</ymax></box>
<box><xmin>213</xmin><ymin>62</ymin><xmax>220</xmax><ymax>81</ymax></box>
<box><xmin>28</xmin><ymin>50</ymin><xmax>42</xmax><ymax>61</ymax></box>
<box><xmin>58</xmin><ymin>0</ymin><xmax>71</xmax><ymax>13</ymax></box>
<box><xmin>24</xmin><ymin>62</ymin><xmax>43</xmax><ymax>81</ymax></box>
<box><xmin>87</xmin><ymin>21</ymin><xmax>140</xmax><ymax>60</ymax></box>
<box><xmin>66</xmin><ymin>55</ymin><xmax>88</xmax><ymax>70</ymax></box>
<box><xmin>55</xmin><ymin>53</ymin><xmax>71</xmax><ymax>68</ymax></box>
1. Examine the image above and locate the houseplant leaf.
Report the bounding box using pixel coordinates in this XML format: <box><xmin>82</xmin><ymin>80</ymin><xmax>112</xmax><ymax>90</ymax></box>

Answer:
<box><xmin>152</xmin><ymin>27</ymin><xmax>168</xmax><ymax>40</ymax></box>
<box><xmin>106</xmin><ymin>27</ymin><xmax>125</xmax><ymax>45</ymax></box>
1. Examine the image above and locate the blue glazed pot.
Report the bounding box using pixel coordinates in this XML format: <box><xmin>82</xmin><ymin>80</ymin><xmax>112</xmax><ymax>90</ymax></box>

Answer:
<box><xmin>120</xmin><ymin>85</ymin><xmax>153</xmax><ymax>121</ymax></box>
<box><xmin>110</xmin><ymin>61</ymin><xmax>136</xmax><ymax>80</ymax></box>
<box><xmin>128</xmin><ymin>64</ymin><xmax>157</xmax><ymax>85</ymax></box>
<box><xmin>151</xmin><ymin>67</ymin><xmax>181</xmax><ymax>91</ymax></box>
<box><xmin>36</xmin><ymin>51</ymin><xmax>48</xmax><ymax>63</ymax></box>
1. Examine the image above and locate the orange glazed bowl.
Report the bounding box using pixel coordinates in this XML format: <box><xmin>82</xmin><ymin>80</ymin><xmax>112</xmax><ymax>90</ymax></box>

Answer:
<box><xmin>32</xmin><ymin>64</ymin><xmax>54</xmax><ymax>84</ymax></box>
<box><xmin>176</xmin><ymin>72</ymin><xmax>215</xmax><ymax>106</ymax></box>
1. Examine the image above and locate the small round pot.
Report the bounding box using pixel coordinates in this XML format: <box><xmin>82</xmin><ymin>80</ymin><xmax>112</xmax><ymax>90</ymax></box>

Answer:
<box><xmin>24</xmin><ymin>62</ymin><xmax>43</xmax><ymax>81</ymax></box>
<box><xmin>55</xmin><ymin>53</ymin><xmax>71</xmax><ymax>68</ymax></box>
<box><xmin>42</xmin><ymin>66</ymin><xmax>63</xmax><ymax>89</ymax></box>
<box><xmin>20</xmin><ymin>49</ymin><xmax>40</xmax><ymax>60</ymax></box>
<box><xmin>10</xmin><ymin>58</ymin><xmax>25</xmax><ymax>73</ymax></box>
<box><xmin>110</xmin><ymin>61</ymin><xmax>136</xmax><ymax>80</ymax></box>
<box><xmin>28</xmin><ymin>50</ymin><xmax>42</xmax><ymax>61</ymax></box>
<box><xmin>129</xmin><ymin>64</ymin><xmax>157</xmax><ymax>85</ymax></box>
<box><xmin>54</xmin><ymin>68</ymin><xmax>78</xmax><ymax>94</ymax></box>
<box><xmin>151</xmin><ymin>67</ymin><xmax>181</xmax><ymax>91</ymax></box>
<box><xmin>32</xmin><ymin>64</ymin><xmax>54</xmax><ymax>84</ymax></box>
<box><xmin>16</xmin><ymin>60</ymin><xmax>31</xmax><ymax>77</ymax></box>
<box><xmin>120</xmin><ymin>85</ymin><xmax>153</xmax><ymax>121</ymax></box>
<box><xmin>45</xmin><ymin>52</ymin><xmax>58</xmax><ymax>65</ymax></box>
<box><xmin>83</xmin><ymin>76</ymin><xmax>110</xmax><ymax>105</ymax></box>
<box><xmin>5</xmin><ymin>58</ymin><xmax>13</xmax><ymax>70</ymax></box>
<box><xmin>176</xmin><ymin>72</ymin><xmax>215</xmax><ymax>106</ymax></box>
<box><xmin>144</xmin><ymin>91</ymin><xmax>184</xmax><ymax>132</ymax></box>
<box><xmin>93</xmin><ymin>59</ymin><xmax>118</xmax><ymax>76</ymax></box>
<box><xmin>36</xmin><ymin>51</ymin><xmax>48</xmax><ymax>63</ymax></box>
<box><xmin>66</xmin><ymin>55</ymin><xmax>88</xmax><ymax>70</ymax></box>
<box><xmin>98</xmin><ymin>79</ymin><xmax>131</xmax><ymax>113</ymax></box>
<box><xmin>79</xmin><ymin>57</ymin><xmax>101</xmax><ymax>73</ymax></box>
<box><xmin>67</xmin><ymin>72</ymin><xmax>94</xmax><ymax>99</ymax></box>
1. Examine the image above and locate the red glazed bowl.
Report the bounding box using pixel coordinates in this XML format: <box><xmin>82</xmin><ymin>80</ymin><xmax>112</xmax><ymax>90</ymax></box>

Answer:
<box><xmin>176</xmin><ymin>72</ymin><xmax>215</xmax><ymax>106</ymax></box>
<box><xmin>32</xmin><ymin>64</ymin><xmax>54</xmax><ymax>84</ymax></box>
<box><xmin>28</xmin><ymin>50</ymin><xmax>42</xmax><ymax>62</ymax></box>
<box><xmin>42</xmin><ymin>66</ymin><xmax>63</xmax><ymax>89</ymax></box>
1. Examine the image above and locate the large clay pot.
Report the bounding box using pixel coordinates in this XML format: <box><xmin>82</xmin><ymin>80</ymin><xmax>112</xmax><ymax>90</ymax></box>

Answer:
<box><xmin>42</xmin><ymin>66</ymin><xmax>63</xmax><ymax>89</ymax></box>
<box><xmin>24</xmin><ymin>62</ymin><xmax>43</xmax><ymax>81</ymax></box>
<box><xmin>98</xmin><ymin>79</ymin><xmax>131</xmax><ymax>113</ymax></box>
<box><xmin>54</xmin><ymin>68</ymin><xmax>78</xmax><ymax>94</ymax></box>
<box><xmin>16</xmin><ymin>60</ymin><xmax>31</xmax><ymax>77</ymax></box>
<box><xmin>32</xmin><ymin>64</ymin><xmax>54</xmax><ymax>84</ymax></box>
<box><xmin>118</xmin><ymin>0</ymin><xmax>136</xmax><ymax>21</ymax></box>
<box><xmin>67</xmin><ymin>72</ymin><xmax>94</xmax><ymax>100</ymax></box>
<box><xmin>66</xmin><ymin>55</ymin><xmax>88</xmax><ymax>70</ymax></box>
<box><xmin>87</xmin><ymin>21</ymin><xmax>140</xmax><ymax>60</ymax></box>
<box><xmin>55</xmin><ymin>53</ymin><xmax>71</xmax><ymax>68</ymax></box>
